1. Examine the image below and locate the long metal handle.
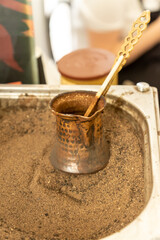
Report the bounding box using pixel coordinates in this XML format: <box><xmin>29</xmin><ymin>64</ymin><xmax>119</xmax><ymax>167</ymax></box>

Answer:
<box><xmin>84</xmin><ymin>10</ymin><xmax>150</xmax><ymax>117</ymax></box>
<box><xmin>115</xmin><ymin>10</ymin><xmax>150</xmax><ymax>72</ymax></box>
<box><xmin>102</xmin><ymin>10</ymin><xmax>150</xmax><ymax>96</ymax></box>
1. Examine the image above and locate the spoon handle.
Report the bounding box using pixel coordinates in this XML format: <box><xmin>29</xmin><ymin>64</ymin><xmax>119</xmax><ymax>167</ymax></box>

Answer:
<box><xmin>84</xmin><ymin>10</ymin><xmax>150</xmax><ymax>117</ymax></box>
<box><xmin>114</xmin><ymin>10</ymin><xmax>151</xmax><ymax>73</ymax></box>
<box><xmin>102</xmin><ymin>10</ymin><xmax>150</xmax><ymax>96</ymax></box>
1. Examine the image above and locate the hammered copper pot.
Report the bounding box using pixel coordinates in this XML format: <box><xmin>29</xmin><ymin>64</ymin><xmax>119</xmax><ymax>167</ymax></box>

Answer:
<box><xmin>50</xmin><ymin>91</ymin><xmax>110</xmax><ymax>174</ymax></box>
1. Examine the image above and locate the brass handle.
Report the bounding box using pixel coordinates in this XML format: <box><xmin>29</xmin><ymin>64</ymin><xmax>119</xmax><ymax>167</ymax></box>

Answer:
<box><xmin>84</xmin><ymin>10</ymin><xmax>150</xmax><ymax>117</ymax></box>
<box><xmin>102</xmin><ymin>10</ymin><xmax>151</xmax><ymax>97</ymax></box>
<box><xmin>115</xmin><ymin>10</ymin><xmax>151</xmax><ymax>72</ymax></box>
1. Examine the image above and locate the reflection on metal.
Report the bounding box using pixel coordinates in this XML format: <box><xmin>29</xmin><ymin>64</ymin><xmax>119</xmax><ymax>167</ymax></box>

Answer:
<box><xmin>136</xmin><ymin>82</ymin><xmax>150</xmax><ymax>92</ymax></box>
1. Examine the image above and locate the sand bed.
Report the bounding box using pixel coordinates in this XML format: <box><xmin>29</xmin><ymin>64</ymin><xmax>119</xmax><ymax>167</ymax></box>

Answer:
<box><xmin>0</xmin><ymin>98</ymin><xmax>144</xmax><ymax>240</ymax></box>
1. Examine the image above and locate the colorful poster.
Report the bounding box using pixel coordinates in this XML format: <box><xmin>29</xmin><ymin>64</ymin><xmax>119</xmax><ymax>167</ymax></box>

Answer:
<box><xmin>0</xmin><ymin>0</ymin><xmax>39</xmax><ymax>84</ymax></box>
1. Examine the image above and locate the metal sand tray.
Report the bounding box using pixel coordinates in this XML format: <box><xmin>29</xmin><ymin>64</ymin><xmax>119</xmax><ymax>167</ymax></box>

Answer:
<box><xmin>0</xmin><ymin>83</ymin><xmax>160</xmax><ymax>240</ymax></box>
<box><xmin>50</xmin><ymin>11</ymin><xmax>150</xmax><ymax>174</ymax></box>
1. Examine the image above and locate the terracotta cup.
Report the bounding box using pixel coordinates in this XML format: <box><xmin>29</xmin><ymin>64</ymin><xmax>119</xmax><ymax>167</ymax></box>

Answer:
<box><xmin>50</xmin><ymin>91</ymin><xmax>110</xmax><ymax>174</ymax></box>
<box><xmin>57</xmin><ymin>48</ymin><xmax>118</xmax><ymax>85</ymax></box>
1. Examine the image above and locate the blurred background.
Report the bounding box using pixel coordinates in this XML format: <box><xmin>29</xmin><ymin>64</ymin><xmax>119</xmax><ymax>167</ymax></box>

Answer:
<box><xmin>0</xmin><ymin>0</ymin><xmax>160</xmax><ymax>98</ymax></box>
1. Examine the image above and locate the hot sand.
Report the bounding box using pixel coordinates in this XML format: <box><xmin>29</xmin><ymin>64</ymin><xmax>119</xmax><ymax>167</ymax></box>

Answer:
<box><xmin>0</xmin><ymin>98</ymin><xmax>144</xmax><ymax>240</ymax></box>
